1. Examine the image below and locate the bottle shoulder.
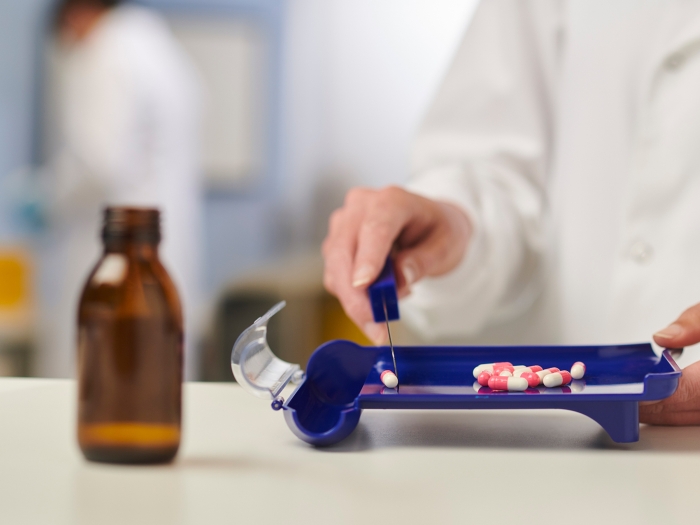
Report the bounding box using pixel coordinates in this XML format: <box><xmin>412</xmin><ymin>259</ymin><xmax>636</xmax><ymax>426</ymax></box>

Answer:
<box><xmin>78</xmin><ymin>254</ymin><xmax>182</xmax><ymax>327</ymax></box>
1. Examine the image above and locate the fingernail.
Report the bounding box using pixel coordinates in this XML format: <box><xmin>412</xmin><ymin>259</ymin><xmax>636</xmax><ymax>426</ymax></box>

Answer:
<box><xmin>402</xmin><ymin>259</ymin><xmax>417</xmax><ymax>286</ymax></box>
<box><xmin>352</xmin><ymin>265</ymin><xmax>374</xmax><ymax>287</ymax></box>
<box><xmin>364</xmin><ymin>323</ymin><xmax>387</xmax><ymax>346</ymax></box>
<box><xmin>654</xmin><ymin>323</ymin><xmax>684</xmax><ymax>339</ymax></box>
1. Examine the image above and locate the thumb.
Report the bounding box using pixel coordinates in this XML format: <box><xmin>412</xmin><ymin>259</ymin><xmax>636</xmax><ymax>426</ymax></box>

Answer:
<box><xmin>639</xmin><ymin>360</ymin><xmax>700</xmax><ymax>425</ymax></box>
<box><xmin>653</xmin><ymin>302</ymin><xmax>700</xmax><ymax>348</ymax></box>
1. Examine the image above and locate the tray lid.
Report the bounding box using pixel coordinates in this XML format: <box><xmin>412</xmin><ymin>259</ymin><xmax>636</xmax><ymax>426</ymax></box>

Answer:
<box><xmin>230</xmin><ymin>301</ymin><xmax>304</xmax><ymax>399</ymax></box>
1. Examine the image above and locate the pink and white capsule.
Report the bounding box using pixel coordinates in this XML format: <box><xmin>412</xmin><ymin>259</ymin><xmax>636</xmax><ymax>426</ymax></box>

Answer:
<box><xmin>536</xmin><ymin>367</ymin><xmax>559</xmax><ymax>381</ymax></box>
<box><xmin>473</xmin><ymin>362</ymin><xmax>512</xmax><ymax>378</ymax></box>
<box><xmin>477</xmin><ymin>370</ymin><xmax>494</xmax><ymax>387</ymax></box>
<box><xmin>473</xmin><ymin>364</ymin><xmax>493</xmax><ymax>378</ymax></box>
<box><xmin>380</xmin><ymin>370</ymin><xmax>399</xmax><ymax>389</ymax></box>
<box><xmin>498</xmin><ymin>370</ymin><xmax>513</xmax><ymax>377</ymax></box>
<box><xmin>571</xmin><ymin>361</ymin><xmax>586</xmax><ymax>380</ymax></box>
<box><xmin>493</xmin><ymin>364</ymin><xmax>515</xmax><ymax>375</ymax></box>
<box><xmin>513</xmin><ymin>365</ymin><xmax>543</xmax><ymax>377</ymax></box>
<box><xmin>488</xmin><ymin>376</ymin><xmax>528</xmax><ymax>391</ymax></box>
<box><xmin>543</xmin><ymin>370</ymin><xmax>572</xmax><ymax>388</ymax></box>
<box><xmin>520</xmin><ymin>372</ymin><xmax>541</xmax><ymax>388</ymax></box>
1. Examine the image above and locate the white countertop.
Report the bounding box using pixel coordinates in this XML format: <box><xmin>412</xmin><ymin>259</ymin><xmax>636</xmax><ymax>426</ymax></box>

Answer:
<box><xmin>0</xmin><ymin>378</ymin><xmax>698</xmax><ymax>525</ymax></box>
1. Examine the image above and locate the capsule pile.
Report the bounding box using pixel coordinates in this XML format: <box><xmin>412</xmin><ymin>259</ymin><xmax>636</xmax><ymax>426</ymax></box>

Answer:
<box><xmin>473</xmin><ymin>361</ymin><xmax>586</xmax><ymax>391</ymax></box>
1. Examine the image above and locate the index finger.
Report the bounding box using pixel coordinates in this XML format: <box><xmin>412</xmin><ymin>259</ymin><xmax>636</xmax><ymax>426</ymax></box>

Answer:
<box><xmin>351</xmin><ymin>187</ymin><xmax>412</xmax><ymax>289</ymax></box>
<box><xmin>321</xmin><ymin>190</ymin><xmax>388</xmax><ymax>343</ymax></box>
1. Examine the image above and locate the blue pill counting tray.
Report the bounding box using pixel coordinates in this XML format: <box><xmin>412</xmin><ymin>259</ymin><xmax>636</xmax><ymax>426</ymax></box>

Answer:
<box><xmin>231</xmin><ymin>302</ymin><xmax>681</xmax><ymax>446</ymax></box>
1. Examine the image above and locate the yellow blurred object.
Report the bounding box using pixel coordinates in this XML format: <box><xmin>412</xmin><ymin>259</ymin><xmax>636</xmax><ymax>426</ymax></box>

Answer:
<box><xmin>0</xmin><ymin>247</ymin><xmax>33</xmax><ymax>342</ymax></box>
<box><xmin>321</xmin><ymin>295</ymin><xmax>371</xmax><ymax>345</ymax></box>
<box><xmin>0</xmin><ymin>252</ymin><xmax>26</xmax><ymax>308</ymax></box>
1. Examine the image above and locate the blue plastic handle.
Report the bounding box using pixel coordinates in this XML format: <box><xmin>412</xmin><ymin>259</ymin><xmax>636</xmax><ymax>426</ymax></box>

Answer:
<box><xmin>368</xmin><ymin>257</ymin><xmax>399</xmax><ymax>322</ymax></box>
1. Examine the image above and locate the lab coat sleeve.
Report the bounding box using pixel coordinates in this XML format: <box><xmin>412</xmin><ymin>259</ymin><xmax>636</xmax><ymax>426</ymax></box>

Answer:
<box><xmin>51</xmin><ymin>43</ymin><xmax>139</xmax><ymax>218</ymax></box>
<box><xmin>401</xmin><ymin>0</ymin><xmax>562</xmax><ymax>340</ymax></box>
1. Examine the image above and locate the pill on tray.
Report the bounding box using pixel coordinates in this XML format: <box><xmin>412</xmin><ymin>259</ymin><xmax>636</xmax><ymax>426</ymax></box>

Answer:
<box><xmin>571</xmin><ymin>361</ymin><xmax>586</xmax><ymax>379</ymax></box>
<box><xmin>477</xmin><ymin>370</ymin><xmax>493</xmax><ymax>386</ymax></box>
<box><xmin>494</xmin><ymin>364</ymin><xmax>514</xmax><ymax>375</ymax></box>
<box><xmin>543</xmin><ymin>370</ymin><xmax>572</xmax><ymax>388</ymax></box>
<box><xmin>488</xmin><ymin>376</ymin><xmax>528</xmax><ymax>391</ymax></box>
<box><xmin>520</xmin><ymin>372</ymin><xmax>541</xmax><ymax>388</ymax></box>
<box><xmin>472</xmin><ymin>362</ymin><xmax>512</xmax><ymax>378</ymax></box>
<box><xmin>513</xmin><ymin>365</ymin><xmax>543</xmax><ymax>377</ymax></box>
<box><xmin>473</xmin><ymin>364</ymin><xmax>493</xmax><ymax>378</ymax></box>
<box><xmin>380</xmin><ymin>370</ymin><xmax>398</xmax><ymax>389</ymax></box>
<box><xmin>536</xmin><ymin>367</ymin><xmax>559</xmax><ymax>381</ymax></box>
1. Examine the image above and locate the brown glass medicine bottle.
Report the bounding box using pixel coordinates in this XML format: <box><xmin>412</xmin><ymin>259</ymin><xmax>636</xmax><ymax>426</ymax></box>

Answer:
<box><xmin>77</xmin><ymin>207</ymin><xmax>183</xmax><ymax>464</ymax></box>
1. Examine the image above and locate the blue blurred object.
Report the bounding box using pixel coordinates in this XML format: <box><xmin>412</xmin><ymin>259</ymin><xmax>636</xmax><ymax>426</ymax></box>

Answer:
<box><xmin>0</xmin><ymin>167</ymin><xmax>48</xmax><ymax>238</ymax></box>
<box><xmin>368</xmin><ymin>257</ymin><xmax>399</xmax><ymax>322</ymax></box>
<box><xmin>232</xmin><ymin>302</ymin><xmax>682</xmax><ymax>447</ymax></box>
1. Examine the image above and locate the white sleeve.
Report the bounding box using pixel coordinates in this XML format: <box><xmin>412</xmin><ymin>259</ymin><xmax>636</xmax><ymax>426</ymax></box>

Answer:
<box><xmin>50</xmin><ymin>40</ymin><xmax>139</xmax><ymax>218</ymax></box>
<box><xmin>401</xmin><ymin>0</ymin><xmax>563</xmax><ymax>340</ymax></box>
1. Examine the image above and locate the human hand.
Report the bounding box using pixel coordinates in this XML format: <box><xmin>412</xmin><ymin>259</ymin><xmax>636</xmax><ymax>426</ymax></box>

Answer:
<box><xmin>640</xmin><ymin>305</ymin><xmax>700</xmax><ymax>425</ymax></box>
<box><xmin>321</xmin><ymin>186</ymin><xmax>472</xmax><ymax>344</ymax></box>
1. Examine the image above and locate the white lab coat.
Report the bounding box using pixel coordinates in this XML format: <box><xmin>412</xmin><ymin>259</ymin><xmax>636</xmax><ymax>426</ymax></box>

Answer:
<box><xmin>402</xmin><ymin>0</ymin><xmax>700</xmax><ymax>366</ymax></box>
<box><xmin>40</xmin><ymin>5</ymin><xmax>203</xmax><ymax>378</ymax></box>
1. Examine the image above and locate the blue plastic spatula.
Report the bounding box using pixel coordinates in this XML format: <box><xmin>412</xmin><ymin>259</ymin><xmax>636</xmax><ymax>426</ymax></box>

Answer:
<box><xmin>367</xmin><ymin>257</ymin><xmax>400</xmax><ymax>380</ymax></box>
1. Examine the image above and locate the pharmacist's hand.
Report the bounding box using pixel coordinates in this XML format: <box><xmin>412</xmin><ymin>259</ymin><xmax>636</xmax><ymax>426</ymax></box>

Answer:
<box><xmin>322</xmin><ymin>186</ymin><xmax>472</xmax><ymax>344</ymax></box>
<box><xmin>640</xmin><ymin>305</ymin><xmax>700</xmax><ymax>425</ymax></box>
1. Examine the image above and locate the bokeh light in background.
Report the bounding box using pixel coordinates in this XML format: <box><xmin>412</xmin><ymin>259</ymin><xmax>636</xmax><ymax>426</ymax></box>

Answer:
<box><xmin>0</xmin><ymin>0</ymin><xmax>477</xmax><ymax>379</ymax></box>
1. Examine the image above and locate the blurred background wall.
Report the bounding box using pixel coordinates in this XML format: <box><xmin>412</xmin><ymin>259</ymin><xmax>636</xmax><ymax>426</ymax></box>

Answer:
<box><xmin>0</xmin><ymin>0</ymin><xmax>477</xmax><ymax>379</ymax></box>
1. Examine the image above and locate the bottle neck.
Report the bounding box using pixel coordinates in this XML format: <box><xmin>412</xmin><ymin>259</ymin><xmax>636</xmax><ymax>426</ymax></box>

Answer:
<box><xmin>104</xmin><ymin>239</ymin><xmax>159</xmax><ymax>259</ymax></box>
<box><xmin>101</xmin><ymin>207</ymin><xmax>161</xmax><ymax>259</ymax></box>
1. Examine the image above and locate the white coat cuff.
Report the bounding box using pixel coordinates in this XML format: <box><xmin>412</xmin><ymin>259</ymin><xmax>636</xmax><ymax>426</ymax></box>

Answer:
<box><xmin>401</xmin><ymin>166</ymin><xmax>489</xmax><ymax>339</ymax></box>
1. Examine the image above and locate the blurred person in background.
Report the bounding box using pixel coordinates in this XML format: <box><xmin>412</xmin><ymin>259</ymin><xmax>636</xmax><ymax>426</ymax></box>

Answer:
<box><xmin>40</xmin><ymin>0</ymin><xmax>203</xmax><ymax>378</ymax></box>
<box><xmin>323</xmin><ymin>0</ymin><xmax>700</xmax><ymax>425</ymax></box>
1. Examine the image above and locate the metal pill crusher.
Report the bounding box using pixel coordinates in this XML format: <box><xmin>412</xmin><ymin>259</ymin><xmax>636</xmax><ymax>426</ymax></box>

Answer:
<box><xmin>231</xmin><ymin>259</ymin><xmax>681</xmax><ymax>446</ymax></box>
